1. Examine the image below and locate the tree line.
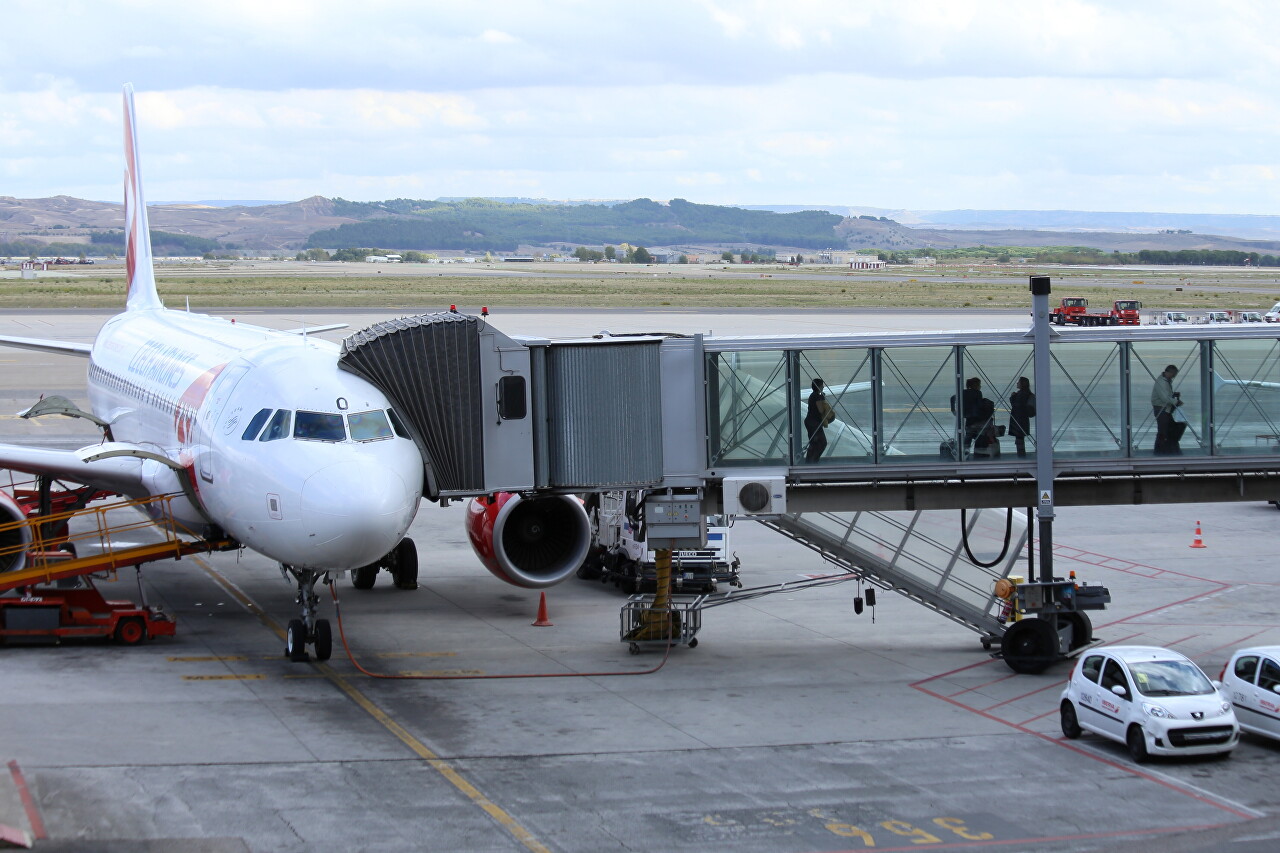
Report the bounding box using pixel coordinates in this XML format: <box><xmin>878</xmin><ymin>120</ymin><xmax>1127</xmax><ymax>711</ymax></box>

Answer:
<box><xmin>306</xmin><ymin>197</ymin><xmax>843</xmax><ymax>252</ymax></box>
<box><xmin>877</xmin><ymin>246</ymin><xmax>1280</xmax><ymax>267</ymax></box>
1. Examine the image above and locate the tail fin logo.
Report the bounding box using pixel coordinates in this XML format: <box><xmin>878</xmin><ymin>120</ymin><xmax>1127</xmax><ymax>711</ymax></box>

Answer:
<box><xmin>122</xmin><ymin>84</ymin><xmax>163</xmax><ymax>312</ymax></box>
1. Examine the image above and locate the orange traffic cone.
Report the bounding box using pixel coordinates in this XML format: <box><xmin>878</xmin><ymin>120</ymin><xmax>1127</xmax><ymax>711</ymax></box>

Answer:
<box><xmin>532</xmin><ymin>591</ymin><xmax>553</xmax><ymax>626</ymax></box>
<box><xmin>1189</xmin><ymin>521</ymin><xmax>1206</xmax><ymax>549</ymax></box>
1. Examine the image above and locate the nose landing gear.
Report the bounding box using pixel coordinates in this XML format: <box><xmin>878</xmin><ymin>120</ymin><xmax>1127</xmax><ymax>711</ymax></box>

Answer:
<box><xmin>281</xmin><ymin>565</ymin><xmax>334</xmax><ymax>662</ymax></box>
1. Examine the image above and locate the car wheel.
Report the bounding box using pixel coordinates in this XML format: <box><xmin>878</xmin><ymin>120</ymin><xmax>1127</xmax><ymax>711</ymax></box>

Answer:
<box><xmin>1060</xmin><ymin>701</ymin><xmax>1082</xmax><ymax>739</ymax></box>
<box><xmin>1126</xmin><ymin>725</ymin><xmax>1149</xmax><ymax>763</ymax></box>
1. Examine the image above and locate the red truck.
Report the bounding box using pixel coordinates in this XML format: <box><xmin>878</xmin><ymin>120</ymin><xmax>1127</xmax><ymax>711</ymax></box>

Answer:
<box><xmin>1050</xmin><ymin>297</ymin><xmax>1141</xmax><ymax>326</ymax></box>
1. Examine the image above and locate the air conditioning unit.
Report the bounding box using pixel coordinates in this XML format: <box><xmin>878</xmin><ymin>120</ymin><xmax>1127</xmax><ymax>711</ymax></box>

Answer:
<box><xmin>722</xmin><ymin>473</ymin><xmax>787</xmax><ymax>516</ymax></box>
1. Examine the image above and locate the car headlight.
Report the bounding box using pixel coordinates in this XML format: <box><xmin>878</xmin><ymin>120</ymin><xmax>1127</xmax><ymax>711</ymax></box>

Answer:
<box><xmin>1142</xmin><ymin>703</ymin><xmax>1173</xmax><ymax>719</ymax></box>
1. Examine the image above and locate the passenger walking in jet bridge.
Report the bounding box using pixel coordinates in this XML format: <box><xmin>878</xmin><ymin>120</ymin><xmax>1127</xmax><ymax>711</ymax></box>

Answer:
<box><xmin>1152</xmin><ymin>364</ymin><xmax>1185</xmax><ymax>455</ymax></box>
<box><xmin>804</xmin><ymin>378</ymin><xmax>832</xmax><ymax>463</ymax></box>
<box><xmin>951</xmin><ymin>377</ymin><xmax>992</xmax><ymax>457</ymax></box>
<box><xmin>1008</xmin><ymin>376</ymin><xmax>1036</xmax><ymax>458</ymax></box>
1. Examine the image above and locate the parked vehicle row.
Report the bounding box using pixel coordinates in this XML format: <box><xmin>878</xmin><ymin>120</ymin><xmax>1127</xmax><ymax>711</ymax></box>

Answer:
<box><xmin>1059</xmin><ymin>644</ymin><xmax>1280</xmax><ymax>763</ymax></box>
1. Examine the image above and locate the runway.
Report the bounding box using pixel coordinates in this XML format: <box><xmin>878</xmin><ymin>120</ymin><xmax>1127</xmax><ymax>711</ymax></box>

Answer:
<box><xmin>2</xmin><ymin>308</ymin><xmax>1278</xmax><ymax>852</ymax></box>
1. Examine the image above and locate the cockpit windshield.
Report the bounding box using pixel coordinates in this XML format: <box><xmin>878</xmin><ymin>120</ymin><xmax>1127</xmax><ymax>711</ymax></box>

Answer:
<box><xmin>348</xmin><ymin>410</ymin><xmax>393</xmax><ymax>442</ymax></box>
<box><xmin>294</xmin><ymin>411</ymin><xmax>347</xmax><ymax>442</ymax></box>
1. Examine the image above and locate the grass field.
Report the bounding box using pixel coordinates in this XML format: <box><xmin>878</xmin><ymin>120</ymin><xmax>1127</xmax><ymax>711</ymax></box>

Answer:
<box><xmin>5</xmin><ymin>261</ymin><xmax>1280</xmax><ymax>310</ymax></box>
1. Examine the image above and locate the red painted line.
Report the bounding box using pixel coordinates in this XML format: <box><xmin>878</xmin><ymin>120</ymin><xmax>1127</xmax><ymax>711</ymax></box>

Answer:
<box><xmin>1052</xmin><ymin>543</ymin><xmax>1214</xmax><ymax>584</ymax></box>
<box><xmin>1093</xmin><ymin>586</ymin><xmax>1227</xmax><ymax>631</ymax></box>
<box><xmin>820</xmin><ymin>821</ymin><xmax>1233</xmax><ymax>852</ymax></box>
<box><xmin>1165</xmin><ymin>632</ymin><xmax>1204</xmax><ymax>648</ymax></box>
<box><xmin>1017</xmin><ymin>707</ymin><xmax>1061</xmax><ymax>725</ymax></box>
<box><xmin>7</xmin><ymin>760</ymin><xmax>46</xmax><ymax>840</ymax></box>
<box><xmin>912</xmin><ymin>678</ymin><xmax>1256</xmax><ymax>819</ymax></box>
<box><xmin>946</xmin><ymin>671</ymin><xmax>1018</xmax><ymax>698</ymax></box>
<box><xmin>981</xmin><ymin>677</ymin><xmax>1067</xmax><ymax>712</ymax></box>
<box><xmin>1201</xmin><ymin>628</ymin><xmax>1273</xmax><ymax>656</ymax></box>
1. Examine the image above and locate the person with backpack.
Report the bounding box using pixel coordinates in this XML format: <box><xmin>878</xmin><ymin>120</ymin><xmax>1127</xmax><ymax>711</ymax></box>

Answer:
<box><xmin>1008</xmin><ymin>376</ymin><xmax>1036</xmax><ymax>458</ymax></box>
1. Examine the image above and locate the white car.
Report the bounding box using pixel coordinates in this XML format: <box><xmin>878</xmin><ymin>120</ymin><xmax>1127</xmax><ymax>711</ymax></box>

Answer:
<box><xmin>1201</xmin><ymin>311</ymin><xmax>1232</xmax><ymax>324</ymax></box>
<box><xmin>1060</xmin><ymin>646</ymin><xmax>1238</xmax><ymax>762</ymax></box>
<box><xmin>1239</xmin><ymin>311</ymin><xmax>1265</xmax><ymax>323</ymax></box>
<box><xmin>1266</xmin><ymin>302</ymin><xmax>1280</xmax><ymax>322</ymax></box>
<box><xmin>1220</xmin><ymin>646</ymin><xmax>1280</xmax><ymax>742</ymax></box>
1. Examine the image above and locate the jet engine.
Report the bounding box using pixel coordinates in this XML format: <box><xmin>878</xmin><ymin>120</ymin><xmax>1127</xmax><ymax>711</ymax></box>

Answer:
<box><xmin>0</xmin><ymin>491</ymin><xmax>32</xmax><ymax>574</ymax></box>
<box><xmin>465</xmin><ymin>492</ymin><xmax>591</xmax><ymax>589</ymax></box>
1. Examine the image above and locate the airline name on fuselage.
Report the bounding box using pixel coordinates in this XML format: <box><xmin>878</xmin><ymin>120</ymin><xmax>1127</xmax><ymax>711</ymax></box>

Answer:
<box><xmin>128</xmin><ymin>340</ymin><xmax>199</xmax><ymax>389</ymax></box>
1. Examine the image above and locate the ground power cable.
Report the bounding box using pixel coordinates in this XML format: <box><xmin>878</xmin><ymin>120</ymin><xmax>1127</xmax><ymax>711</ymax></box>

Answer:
<box><xmin>327</xmin><ymin>580</ymin><xmax>674</xmax><ymax>679</ymax></box>
<box><xmin>959</xmin><ymin>506</ymin><xmax>1014</xmax><ymax>568</ymax></box>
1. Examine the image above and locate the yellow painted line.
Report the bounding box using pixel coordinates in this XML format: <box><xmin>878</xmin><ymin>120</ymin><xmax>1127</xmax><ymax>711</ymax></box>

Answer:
<box><xmin>168</xmin><ymin>655</ymin><xmax>249</xmax><ymax>662</ymax></box>
<box><xmin>192</xmin><ymin>557</ymin><xmax>550</xmax><ymax>853</ymax></box>
<box><xmin>182</xmin><ymin>674</ymin><xmax>266</xmax><ymax>681</ymax></box>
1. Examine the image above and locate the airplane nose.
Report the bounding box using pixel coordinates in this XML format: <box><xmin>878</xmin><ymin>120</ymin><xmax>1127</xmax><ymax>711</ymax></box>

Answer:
<box><xmin>300</xmin><ymin>462</ymin><xmax>414</xmax><ymax>568</ymax></box>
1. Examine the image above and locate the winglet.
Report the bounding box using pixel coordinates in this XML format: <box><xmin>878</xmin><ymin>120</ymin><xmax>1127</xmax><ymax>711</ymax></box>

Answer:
<box><xmin>123</xmin><ymin>84</ymin><xmax>163</xmax><ymax>311</ymax></box>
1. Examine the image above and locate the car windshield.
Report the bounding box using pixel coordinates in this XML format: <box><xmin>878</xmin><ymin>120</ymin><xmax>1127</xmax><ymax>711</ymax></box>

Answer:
<box><xmin>1129</xmin><ymin>660</ymin><xmax>1215</xmax><ymax>697</ymax></box>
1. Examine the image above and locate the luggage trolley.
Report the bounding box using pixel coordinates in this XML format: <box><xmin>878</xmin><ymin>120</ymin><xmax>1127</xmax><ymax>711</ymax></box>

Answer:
<box><xmin>620</xmin><ymin>593</ymin><xmax>704</xmax><ymax>654</ymax></box>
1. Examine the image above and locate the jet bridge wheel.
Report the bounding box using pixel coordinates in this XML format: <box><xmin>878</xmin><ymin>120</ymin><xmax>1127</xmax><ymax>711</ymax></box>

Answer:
<box><xmin>1000</xmin><ymin>617</ymin><xmax>1058</xmax><ymax>674</ymax></box>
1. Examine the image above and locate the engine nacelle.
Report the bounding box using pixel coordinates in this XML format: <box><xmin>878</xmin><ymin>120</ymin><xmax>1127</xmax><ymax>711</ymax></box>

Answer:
<box><xmin>465</xmin><ymin>493</ymin><xmax>591</xmax><ymax>589</ymax></box>
<box><xmin>0</xmin><ymin>491</ymin><xmax>32</xmax><ymax>574</ymax></box>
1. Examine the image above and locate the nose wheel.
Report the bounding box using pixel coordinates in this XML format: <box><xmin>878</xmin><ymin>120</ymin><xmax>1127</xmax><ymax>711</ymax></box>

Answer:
<box><xmin>281</xmin><ymin>565</ymin><xmax>334</xmax><ymax>662</ymax></box>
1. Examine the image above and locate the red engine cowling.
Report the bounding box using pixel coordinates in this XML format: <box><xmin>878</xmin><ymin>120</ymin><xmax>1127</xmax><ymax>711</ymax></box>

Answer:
<box><xmin>465</xmin><ymin>493</ymin><xmax>591</xmax><ymax>589</ymax></box>
<box><xmin>0</xmin><ymin>490</ymin><xmax>33</xmax><ymax>574</ymax></box>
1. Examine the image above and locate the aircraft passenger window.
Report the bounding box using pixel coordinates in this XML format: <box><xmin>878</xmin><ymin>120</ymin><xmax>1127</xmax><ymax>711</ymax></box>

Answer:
<box><xmin>387</xmin><ymin>408</ymin><xmax>410</xmax><ymax>439</ymax></box>
<box><xmin>242</xmin><ymin>408</ymin><xmax>273</xmax><ymax>441</ymax></box>
<box><xmin>347</xmin><ymin>410</ymin><xmax>393</xmax><ymax>442</ymax></box>
<box><xmin>259</xmin><ymin>409</ymin><xmax>292</xmax><ymax>441</ymax></box>
<box><xmin>1234</xmin><ymin>655</ymin><xmax>1259</xmax><ymax>683</ymax></box>
<box><xmin>294</xmin><ymin>411</ymin><xmax>346</xmax><ymax>442</ymax></box>
<box><xmin>1260</xmin><ymin>659</ymin><xmax>1280</xmax><ymax>693</ymax></box>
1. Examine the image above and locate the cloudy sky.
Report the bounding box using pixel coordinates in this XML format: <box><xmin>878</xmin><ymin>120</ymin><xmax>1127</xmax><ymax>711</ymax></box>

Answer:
<box><xmin>2</xmin><ymin>0</ymin><xmax>1277</xmax><ymax>214</ymax></box>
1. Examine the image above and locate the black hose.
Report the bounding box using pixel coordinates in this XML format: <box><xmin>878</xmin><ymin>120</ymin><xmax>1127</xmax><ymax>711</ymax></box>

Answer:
<box><xmin>960</xmin><ymin>506</ymin><xmax>1014</xmax><ymax>568</ymax></box>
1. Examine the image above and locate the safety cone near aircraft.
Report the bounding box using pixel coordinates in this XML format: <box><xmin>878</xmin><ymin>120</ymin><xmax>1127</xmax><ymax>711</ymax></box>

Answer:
<box><xmin>1189</xmin><ymin>521</ymin><xmax>1206</xmax><ymax>549</ymax></box>
<box><xmin>532</xmin><ymin>591</ymin><xmax>553</xmax><ymax>626</ymax></box>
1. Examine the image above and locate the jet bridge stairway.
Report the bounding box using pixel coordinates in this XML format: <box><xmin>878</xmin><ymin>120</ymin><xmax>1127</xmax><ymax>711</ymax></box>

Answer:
<box><xmin>756</xmin><ymin>507</ymin><xmax>1028</xmax><ymax>645</ymax></box>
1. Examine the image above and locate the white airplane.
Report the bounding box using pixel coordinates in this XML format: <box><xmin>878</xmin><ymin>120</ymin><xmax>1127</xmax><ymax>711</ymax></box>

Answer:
<box><xmin>0</xmin><ymin>85</ymin><xmax>426</xmax><ymax>661</ymax></box>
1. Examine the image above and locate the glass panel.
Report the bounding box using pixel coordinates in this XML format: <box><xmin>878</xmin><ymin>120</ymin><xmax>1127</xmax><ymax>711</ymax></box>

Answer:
<box><xmin>796</xmin><ymin>348</ymin><xmax>875</xmax><ymax>464</ymax></box>
<box><xmin>294</xmin><ymin>411</ymin><xmax>346</xmax><ymax>442</ymax></box>
<box><xmin>387</xmin><ymin>408</ymin><xmax>410</xmax><ymax>438</ymax></box>
<box><xmin>259</xmin><ymin>409</ymin><xmax>291</xmax><ymax>442</ymax></box>
<box><xmin>878</xmin><ymin>346</ymin><xmax>956</xmax><ymax>464</ymax></box>
<box><xmin>962</xmin><ymin>344</ymin><xmax>1035</xmax><ymax>460</ymax></box>
<box><xmin>708</xmin><ymin>350</ymin><xmax>789</xmax><ymax>466</ymax></box>
<box><xmin>241</xmin><ymin>408</ymin><xmax>272</xmax><ymax>441</ymax></box>
<box><xmin>1050</xmin><ymin>343</ymin><xmax>1125</xmax><ymax>458</ymax></box>
<box><xmin>1129</xmin><ymin>342</ymin><xmax>1204</xmax><ymax>457</ymax></box>
<box><xmin>347</xmin><ymin>410</ymin><xmax>393</xmax><ymax>442</ymax></box>
<box><xmin>1211</xmin><ymin>338</ymin><xmax>1280</xmax><ymax>456</ymax></box>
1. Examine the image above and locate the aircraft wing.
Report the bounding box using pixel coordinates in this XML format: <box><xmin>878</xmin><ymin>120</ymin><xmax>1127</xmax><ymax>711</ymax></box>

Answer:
<box><xmin>283</xmin><ymin>323</ymin><xmax>349</xmax><ymax>335</ymax></box>
<box><xmin>0</xmin><ymin>442</ymin><xmax>154</xmax><ymax>496</ymax></box>
<box><xmin>0</xmin><ymin>335</ymin><xmax>93</xmax><ymax>357</ymax></box>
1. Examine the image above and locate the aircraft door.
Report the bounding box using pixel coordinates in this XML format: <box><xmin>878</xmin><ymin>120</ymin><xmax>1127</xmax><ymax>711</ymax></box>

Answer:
<box><xmin>198</xmin><ymin>364</ymin><xmax>250</xmax><ymax>483</ymax></box>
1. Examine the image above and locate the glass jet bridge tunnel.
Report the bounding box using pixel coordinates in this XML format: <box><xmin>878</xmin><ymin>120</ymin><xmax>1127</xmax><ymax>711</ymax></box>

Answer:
<box><xmin>338</xmin><ymin>312</ymin><xmax>1280</xmax><ymax>662</ymax></box>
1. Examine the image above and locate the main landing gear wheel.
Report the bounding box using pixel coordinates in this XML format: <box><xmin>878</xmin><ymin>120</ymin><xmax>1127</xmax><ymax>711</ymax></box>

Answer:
<box><xmin>391</xmin><ymin>538</ymin><xmax>418</xmax><ymax>590</ymax></box>
<box><xmin>313</xmin><ymin>619</ymin><xmax>333</xmax><ymax>662</ymax></box>
<box><xmin>351</xmin><ymin>563</ymin><xmax>378</xmax><ymax>590</ymax></box>
<box><xmin>286</xmin><ymin>619</ymin><xmax>308</xmax><ymax>662</ymax></box>
<box><xmin>1000</xmin><ymin>618</ymin><xmax>1058</xmax><ymax>674</ymax></box>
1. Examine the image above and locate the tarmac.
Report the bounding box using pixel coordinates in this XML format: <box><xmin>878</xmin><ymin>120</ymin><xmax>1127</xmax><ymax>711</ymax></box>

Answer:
<box><xmin>1</xmin><ymin>308</ymin><xmax>1278</xmax><ymax>852</ymax></box>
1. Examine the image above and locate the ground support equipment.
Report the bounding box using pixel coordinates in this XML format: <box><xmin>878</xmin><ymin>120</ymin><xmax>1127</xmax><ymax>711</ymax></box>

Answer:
<box><xmin>620</xmin><ymin>594</ymin><xmax>703</xmax><ymax>654</ymax></box>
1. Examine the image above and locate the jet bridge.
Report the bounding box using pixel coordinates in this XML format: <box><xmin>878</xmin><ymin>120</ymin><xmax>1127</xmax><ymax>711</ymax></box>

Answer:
<box><xmin>339</xmin><ymin>301</ymin><xmax>1280</xmax><ymax>670</ymax></box>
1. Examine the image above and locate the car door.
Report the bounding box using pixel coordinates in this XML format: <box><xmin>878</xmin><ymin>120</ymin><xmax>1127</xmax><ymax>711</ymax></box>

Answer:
<box><xmin>1073</xmin><ymin>654</ymin><xmax>1110</xmax><ymax>736</ymax></box>
<box><xmin>1227</xmin><ymin>654</ymin><xmax>1260</xmax><ymax>731</ymax></box>
<box><xmin>1252</xmin><ymin>656</ymin><xmax>1280</xmax><ymax>739</ymax></box>
<box><xmin>1092</xmin><ymin>658</ymin><xmax>1134</xmax><ymax>741</ymax></box>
